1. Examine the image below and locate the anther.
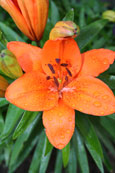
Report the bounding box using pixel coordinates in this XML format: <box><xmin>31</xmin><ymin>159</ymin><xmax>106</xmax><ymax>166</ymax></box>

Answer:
<box><xmin>61</xmin><ymin>63</ymin><xmax>68</xmax><ymax>67</ymax></box>
<box><xmin>48</xmin><ymin>64</ymin><xmax>55</xmax><ymax>74</ymax></box>
<box><xmin>55</xmin><ymin>58</ymin><xmax>61</xmax><ymax>64</ymax></box>
<box><xmin>65</xmin><ymin>76</ymin><xmax>68</xmax><ymax>82</ymax></box>
<box><xmin>53</xmin><ymin>76</ymin><xmax>59</xmax><ymax>87</ymax></box>
<box><xmin>46</xmin><ymin>76</ymin><xmax>51</xmax><ymax>80</ymax></box>
<box><xmin>66</xmin><ymin>68</ymin><xmax>72</xmax><ymax>77</ymax></box>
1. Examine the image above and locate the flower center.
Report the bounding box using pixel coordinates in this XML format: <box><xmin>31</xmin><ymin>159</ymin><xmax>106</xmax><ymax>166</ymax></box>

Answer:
<box><xmin>46</xmin><ymin>58</ymin><xmax>73</xmax><ymax>91</ymax></box>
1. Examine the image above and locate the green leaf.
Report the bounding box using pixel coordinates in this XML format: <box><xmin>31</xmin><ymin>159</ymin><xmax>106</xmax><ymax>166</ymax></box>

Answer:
<box><xmin>29</xmin><ymin>131</ymin><xmax>46</xmax><ymax>173</ymax></box>
<box><xmin>62</xmin><ymin>142</ymin><xmax>70</xmax><ymax>168</ymax></box>
<box><xmin>100</xmin><ymin>117</ymin><xmax>115</xmax><ymax>139</ymax></box>
<box><xmin>103</xmin><ymin>149</ymin><xmax>112</xmax><ymax>172</ymax></box>
<box><xmin>98</xmin><ymin>74</ymin><xmax>115</xmax><ymax>89</ymax></box>
<box><xmin>9</xmin><ymin>118</ymin><xmax>43</xmax><ymax>173</ymax></box>
<box><xmin>76</xmin><ymin>113</ymin><xmax>104</xmax><ymax>173</ymax></box>
<box><xmin>63</xmin><ymin>9</ymin><xmax>74</xmax><ymax>21</ymax></box>
<box><xmin>13</xmin><ymin>111</ymin><xmax>41</xmax><ymax>139</ymax></box>
<box><xmin>0</xmin><ymin>111</ymin><xmax>4</xmax><ymax>134</ymax></box>
<box><xmin>54</xmin><ymin>151</ymin><xmax>63</xmax><ymax>173</ymax></box>
<box><xmin>62</xmin><ymin>0</ymin><xmax>71</xmax><ymax>11</ymax></box>
<box><xmin>74</xmin><ymin>129</ymin><xmax>89</xmax><ymax>173</ymax></box>
<box><xmin>0</xmin><ymin>22</ymin><xmax>24</xmax><ymax>42</ymax></box>
<box><xmin>67</xmin><ymin>144</ymin><xmax>77</xmax><ymax>173</ymax></box>
<box><xmin>76</xmin><ymin>19</ymin><xmax>107</xmax><ymax>50</ymax></box>
<box><xmin>44</xmin><ymin>136</ymin><xmax>53</xmax><ymax>156</ymax></box>
<box><xmin>50</xmin><ymin>1</ymin><xmax>60</xmax><ymax>25</ymax></box>
<box><xmin>10</xmin><ymin>115</ymin><xmax>41</xmax><ymax>167</ymax></box>
<box><xmin>0</xmin><ymin>98</ymin><xmax>9</xmax><ymax>107</ymax></box>
<box><xmin>39</xmin><ymin>134</ymin><xmax>53</xmax><ymax>173</ymax></box>
<box><xmin>1</xmin><ymin>104</ymin><xmax>24</xmax><ymax>140</ymax></box>
<box><xmin>79</xmin><ymin>7</ymin><xmax>86</xmax><ymax>28</ymax></box>
<box><xmin>107</xmin><ymin>113</ymin><xmax>115</xmax><ymax>120</ymax></box>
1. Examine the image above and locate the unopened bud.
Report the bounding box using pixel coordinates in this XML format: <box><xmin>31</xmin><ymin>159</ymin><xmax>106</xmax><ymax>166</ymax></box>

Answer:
<box><xmin>0</xmin><ymin>75</ymin><xmax>9</xmax><ymax>97</ymax></box>
<box><xmin>49</xmin><ymin>21</ymin><xmax>80</xmax><ymax>40</ymax></box>
<box><xmin>0</xmin><ymin>50</ymin><xmax>23</xmax><ymax>79</ymax></box>
<box><xmin>102</xmin><ymin>10</ymin><xmax>115</xmax><ymax>22</ymax></box>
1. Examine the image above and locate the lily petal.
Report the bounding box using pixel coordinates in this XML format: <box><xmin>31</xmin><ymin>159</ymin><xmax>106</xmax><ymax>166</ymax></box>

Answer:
<box><xmin>0</xmin><ymin>0</ymin><xmax>33</xmax><ymax>40</ymax></box>
<box><xmin>5</xmin><ymin>72</ymin><xmax>58</xmax><ymax>111</ymax></box>
<box><xmin>79</xmin><ymin>49</ymin><xmax>115</xmax><ymax>77</ymax></box>
<box><xmin>43</xmin><ymin>99</ymin><xmax>75</xmax><ymax>149</ymax></box>
<box><xmin>63</xmin><ymin>76</ymin><xmax>115</xmax><ymax>116</ymax></box>
<box><xmin>42</xmin><ymin>38</ymin><xmax>82</xmax><ymax>77</ymax></box>
<box><xmin>7</xmin><ymin>41</ymin><xmax>43</xmax><ymax>72</ymax></box>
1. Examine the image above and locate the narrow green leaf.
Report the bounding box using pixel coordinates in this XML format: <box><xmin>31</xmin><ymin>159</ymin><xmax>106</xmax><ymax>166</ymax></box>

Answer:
<box><xmin>79</xmin><ymin>7</ymin><xmax>86</xmax><ymax>28</ymax></box>
<box><xmin>9</xmin><ymin>118</ymin><xmax>43</xmax><ymax>173</ymax></box>
<box><xmin>98</xmin><ymin>74</ymin><xmax>115</xmax><ymax>89</ymax></box>
<box><xmin>103</xmin><ymin>149</ymin><xmax>112</xmax><ymax>172</ymax></box>
<box><xmin>1</xmin><ymin>104</ymin><xmax>24</xmax><ymax>140</ymax></box>
<box><xmin>74</xmin><ymin>129</ymin><xmax>89</xmax><ymax>173</ymax></box>
<box><xmin>62</xmin><ymin>142</ymin><xmax>70</xmax><ymax>168</ymax></box>
<box><xmin>0</xmin><ymin>111</ymin><xmax>4</xmax><ymax>134</ymax></box>
<box><xmin>13</xmin><ymin>111</ymin><xmax>41</xmax><ymax>139</ymax></box>
<box><xmin>10</xmin><ymin>115</ymin><xmax>41</xmax><ymax>167</ymax></box>
<box><xmin>62</xmin><ymin>0</ymin><xmax>71</xmax><ymax>11</ymax></box>
<box><xmin>67</xmin><ymin>144</ymin><xmax>77</xmax><ymax>173</ymax></box>
<box><xmin>0</xmin><ymin>22</ymin><xmax>24</xmax><ymax>42</ymax></box>
<box><xmin>50</xmin><ymin>1</ymin><xmax>60</xmax><ymax>25</ymax></box>
<box><xmin>76</xmin><ymin>113</ymin><xmax>104</xmax><ymax>173</ymax></box>
<box><xmin>29</xmin><ymin>131</ymin><xmax>46</xmax><ymax>173</ymax></box>
<box><xmin>63</xmin><ymin>9</ymin><xmax>74</xmax><ymax>21</ymax></box>
<box><xmin>39</xmin><ymin>134</ymin><xmax>53</xmax><ymax>173</ymax></box>
<box><xmin>0</xmin><ymin>98</ymin><xmax>9</xmax><ymax>107</ymax></box>
<box><xmin>54</xmin><ymin>151</ymin><xmax>63</xmax><ymax>173</ymax></box>
<box><xmin>107</xmin><ymin>113</ymin><xmax>115</xmax><ymax>120</ymax></box>
<box><xmin>76</xmin><ymin>19</ymin><xmax>107</xmax><ymax>50</ymax></box>
<box><xmin>100</xmin><ymin>117</ymin><xmax>115</xmax><ymax>139</ymax></box>
<box><xmin>44</xmin><ymin>136</ymin><xmax>53</xmax><ymax>156</ymax></box>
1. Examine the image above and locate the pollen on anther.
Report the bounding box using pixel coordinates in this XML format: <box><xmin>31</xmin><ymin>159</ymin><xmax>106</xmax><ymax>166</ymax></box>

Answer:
<box><xmin>48</xmin><ymin>64</ymin><xmax>55</xmax><ymax>74</ymax></box>
<box><xmin>55</xmin><ymin>58</ymin><xmax>61</xmax><ymax>64</ymax></box>
<box><xmin>46</xmin><ymin>76</ymin><xmax>51</xmax><ymax>80</ymax></box>
<box><xmin>61</xmin><ymin>63</ymin><xmax>68</xmax><ymax>67</ymax></box>
<box><xmin>66</xmin><ymin>68</ymin><xmax>72</xmax><ymax>77</ymax></box>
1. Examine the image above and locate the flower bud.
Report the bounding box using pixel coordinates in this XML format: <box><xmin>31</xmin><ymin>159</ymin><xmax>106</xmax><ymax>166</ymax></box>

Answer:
<box><xmin>0</xmin><ymin>75</ymin><xmax>9</xmax><ymax>97</ymax></box>
<box><xmin>102</xmin><ymin>10</ymin><xmax>115</xmax><ymax>22</ymax></box>
<box><xmin>0</xmin><ymin>50</ymin><xmax>23</xmax><ymax>79</ymax></box>
<box><xmin>49</xmin><ymin>21</ymin><xmax>80</xmax><ymax>40</ymax></box>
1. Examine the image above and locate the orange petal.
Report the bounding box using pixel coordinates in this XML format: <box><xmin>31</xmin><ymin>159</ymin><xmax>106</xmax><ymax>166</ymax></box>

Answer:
<box><xmin>5</xmin><ymin>72</ymin><xmax>58</xmax><ymax>111</ymax></box>
<box><xmin>79</xmin><ymin>49</ymin><xmax>115</xmax><ymax>77</ymax></box>
<box><xmin>0</xmin><ymin>0</ymin><xmax>33</xmax><ymax>40</ymax></box>
<box><xmin>43</xmin><ymin>99</ymin><xmax>75</xmax><ymax>149</ymax></box>
<box><xmin>42</xmin><ymin>38</ymin><xmax>82</xmax><ymax>77</ymax></box>
<box><xmin>7</xmin><ymin>41</ymin><xmax>43</xmax><ymax>72</ymax></box>
<box><xmin>21</xmin><ymin>0</ymin><xmax>49</xmax><ymax>40</ymax></box>
<box><xmin>63</xmin><ymin>76</ymin><xmax>115</xmax><ymax>116</ymax></box>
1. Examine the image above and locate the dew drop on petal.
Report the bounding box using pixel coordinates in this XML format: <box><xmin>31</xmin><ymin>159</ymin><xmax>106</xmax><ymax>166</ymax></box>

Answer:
<box><xmin>61</xmin><ymin>135</ymin><xmax>65</xmax><ymax>139</ymax></box>
<box><xmin>101</xmin><ymin>111</ymin><xmax>104</xmax><ymax>115</ymax></box>
<box><xmin>103</xmin><ymin>59</ymin><xmax>108</xmax><ymax>65</ymax></box>
<box><xmin>102</xmin><ymin>95</ymin><xmax>109</xmax><ymax>100</ymax></box>
<box><xmin>57</xmin><ymin>143</ymin><xmax>64</xmax><ymax>149</ymax></box>
<box><xmin>68</xmin><ymin>117</ymin><xmax>72</xmax><ymax>122</ymax></box>
<box><xmin>67</xmin><ymin>130</ymin><xmax>70</xmax><ymax>134</ymax></box>
<box><xmin>94</xmin><ymin>101</ymin><xmax>101</xmax><ymax>107</ymax></box>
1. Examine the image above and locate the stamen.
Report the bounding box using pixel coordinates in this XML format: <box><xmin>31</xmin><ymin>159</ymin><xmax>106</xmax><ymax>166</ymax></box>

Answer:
<box><xmin>53</xmin><ymin>76</ymin><xmax>59</xmax><ymax>87</ymax></box>
<box><xmin>61</xmin><ymin>63</ymin><xmax>68</xmax><ymax>67</ymax></box>
<box><xmin>46</xmin><ymin>76</ymin><xmax>51</xmax><ymax>80</ymax></box>
<box><xmin>66</xmin><ymin>68</ymin><xmax>72</xmax><ymax>77</ymax></box>
<box><xmin>65</xmin><ymin>76</ymin><xmax>68</xmax><ymax>82</ymax></box>
<box><xmin>48</xmin><ymin>64</ymin><xmax>55</xmax><ymax>74</ymax></box>
<box><xmin>55</xmin><ymin>58</ymin><xmax>61</xmax><ymax>64</ymax></box>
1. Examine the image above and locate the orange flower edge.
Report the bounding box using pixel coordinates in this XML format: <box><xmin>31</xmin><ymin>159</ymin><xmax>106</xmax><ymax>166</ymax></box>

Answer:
<box><xmin>5</xmin><ymin>38</ymin><xmax>115</xmax><ymax>149</ymax></box>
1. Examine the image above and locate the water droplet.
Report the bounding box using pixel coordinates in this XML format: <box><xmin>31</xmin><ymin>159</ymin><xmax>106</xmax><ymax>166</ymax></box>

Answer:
<box><xmin>93</xmin><ymin>91</ymin><xmax>100</xmax><ymax>97</ymax></box>
<box><xmin>102</xmin><ymin>95</ymin><xmax>108</xmax><ymax>100</ymax></box>
<box><xmin>67</xmin><ymin>130</ymin><xmax>70</xmax><ymax>134</ymax></box>
<box><xmin>57</xmin><ymin>143</ymin><xmax>64</xmax><ymax>149</ymax></box>
<box><xmin>79</xmin><ymin>107</ymin><xmax>83</xmax><ymax>111</ymax></box>
<box><xmin>61</xmin><ymin>135</ymin><xmax>65</xmax><ymax>139</ymax></box>
<box><xmin>59</xmin><ymin>113</ymin><xmax>62</xmax><ymax>117</ymax></box>
<box><xmin>59</xmin><ymin>120</ymin><xmax>63</xmax><ymax>123</ymax></box>
<box><xmin>68</xmin><ymin>117</ymin><xmax>72</xmax><ymax>122</ymax></box>
<box><xmin>94</xmin><ymin>101</ymin><xmax>101</xmax><ymax>107</ymax></box>
<box><xmin>103</xmin><ymin>59</ymin><xmax>108</xmax><ymax>65</ymax></box>
<box><xmin>101</xmin><ymin>111</ymin><xmax>104</xmax><ymax>115</ymax></box>
<box><xmin>48</xmin><ymin>117</ymin><xmax>52</xmax><ymax>121</ymax></box>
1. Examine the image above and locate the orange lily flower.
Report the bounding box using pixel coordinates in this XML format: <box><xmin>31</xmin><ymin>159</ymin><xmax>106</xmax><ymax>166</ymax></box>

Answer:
<box><xmin>5</xmin><ymin>39</ymin><xmax>115</xmax><ymax>149</ymax></box>
<box><xmin>0</xmin><ymin>0</ymin><xmax>49</xmax><ymax>41</ymax></box>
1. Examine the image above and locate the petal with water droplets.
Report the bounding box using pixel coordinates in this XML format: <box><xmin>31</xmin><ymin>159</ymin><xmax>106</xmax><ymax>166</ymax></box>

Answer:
<box><xmin>63</xmin><ymin>76</ymin><xmax>115</xmax><ymax>116</ymax></box>
<box><xmin>79</xmin><ymin>49</ymin><xmax>115</xmax><ymax>77</ymax></box>
<box><xmin>43</xmin><ymin>99</ymin><xmax>75</xmax><ymax>149</ymax></box>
